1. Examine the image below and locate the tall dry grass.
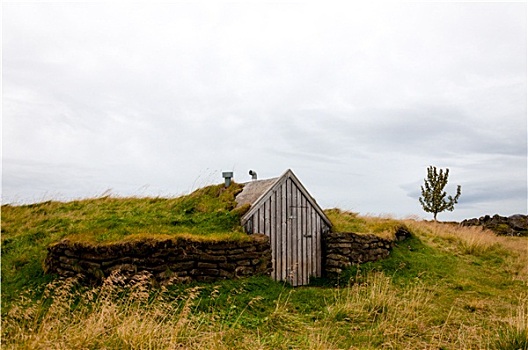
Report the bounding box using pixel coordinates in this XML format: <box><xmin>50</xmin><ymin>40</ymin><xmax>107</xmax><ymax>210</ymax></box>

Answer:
<box><xmin>325</xmin><ymin>271</ymin><xmax>528</xmax><ymax>349</ymax></box>
<box><xmin>3</xmin><ymin>272</ymin><xmax>331</xmax><ymax>350</ymax></box>
<box><xmin>3</xmin><ymin>217</ymin><xmax>527</xmax><ymax>349</ymax></box>
<box><xmin>404</xmin><ymin>219</ymin><xmax>528</xmax><ymax>284</ymax></box>
<box><xmin>3</xmin><ymin>269</ymin><xmax>527</xmax><ymax>349</ymax></box>
<box><xmin>3</xmin><ymin>272</ymin><xmax>227</xmax><ymax>350</ymax></box>
<box><xmin>325</xmin><ymin>271</ymin><xmax>435</xmax><ymax>348</ymax></box>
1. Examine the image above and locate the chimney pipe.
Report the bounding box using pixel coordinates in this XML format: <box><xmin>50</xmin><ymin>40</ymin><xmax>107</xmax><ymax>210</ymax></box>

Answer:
<box><xmin>249</xmin><ymin>170</ymin><xmax>257</xmax><ymax>181</ymax></box>
<box><xmin>222</xmin><ymin>171</ymin><xmax>233</xmax><ymax>187</ymax></box>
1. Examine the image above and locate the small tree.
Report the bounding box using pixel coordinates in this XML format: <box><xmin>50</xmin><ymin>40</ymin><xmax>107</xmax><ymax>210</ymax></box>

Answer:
<box><xmin>419</xmin><ymin>166</ymin><xmax>461</xmax><ymax>221</ymax></box>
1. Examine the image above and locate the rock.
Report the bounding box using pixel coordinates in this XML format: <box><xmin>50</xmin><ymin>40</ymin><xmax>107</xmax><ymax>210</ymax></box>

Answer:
<box><xmin>197</xmin><ymin>262</ymin><xmax>217</xmax><ymax>269</ymax></box>
<box><xmin>219</xmin><ymin>269</ymin><xmax>234</xmax><ymax>278</ymax></box>
<box><xmin>460</xmin><ymin>218</ymin><xmax>479</xmax><ymax>226</ymax></box>
<box><xmin>508</xmin><ymin>214</ymin><xmax>528</xmax><ymax>231</ymax></box>
<box><xmin>460</xmin><ymin>214</ymin><xmax>527</xmax><ymax>236</ymax></box>
<box><xmin>235</xmin><ymin>266</ymin><xmax>254</xmax><ymax>277</ymax></box>
<box><xmin>395</xmin><ymin>227</ymin><xmax>411</xmax><ymax>241</ymax></box>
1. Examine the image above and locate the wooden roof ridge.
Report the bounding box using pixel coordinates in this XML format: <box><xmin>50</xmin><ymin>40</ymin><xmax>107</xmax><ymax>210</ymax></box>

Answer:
<box><xmin>237</xmin><ymin>169</ymin><xmax>331</xmax><ymax>227</ymax></box>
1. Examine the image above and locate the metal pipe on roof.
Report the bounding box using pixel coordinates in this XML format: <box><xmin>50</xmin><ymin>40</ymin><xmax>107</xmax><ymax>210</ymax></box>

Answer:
<box><xmin>222</xmin><ymin>171</ymin><xmax>233</xmax><ymax>187</ymax></box>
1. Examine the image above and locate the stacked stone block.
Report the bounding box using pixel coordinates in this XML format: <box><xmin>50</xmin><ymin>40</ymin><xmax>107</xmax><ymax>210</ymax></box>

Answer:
<box><xmin>324</xmin><ymin>227</ymin><xmax>410</xmax><ymax>276</ymax></box>
<box><xmin>44</xmin><ymin>234</ymin><xmax>272</xmax><ymax>284</ymax></box>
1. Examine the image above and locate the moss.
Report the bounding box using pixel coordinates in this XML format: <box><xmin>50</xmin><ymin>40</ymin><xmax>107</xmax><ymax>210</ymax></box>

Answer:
<box><xmin>231</xmin><ymin>203</ymin><xmax>251</xmax><ymax>217</ymax></box>
<box><xmin>494</xmin><ymin>223</ymin><xmax>513</xmax><ymax>235</ymax></box>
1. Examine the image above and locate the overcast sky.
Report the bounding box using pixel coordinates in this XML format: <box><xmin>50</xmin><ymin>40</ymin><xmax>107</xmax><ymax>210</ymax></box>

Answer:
<box><xmin>2</xmin><ymin>2</ymin><xmax>527</xmax><ymax>221</ymax></box>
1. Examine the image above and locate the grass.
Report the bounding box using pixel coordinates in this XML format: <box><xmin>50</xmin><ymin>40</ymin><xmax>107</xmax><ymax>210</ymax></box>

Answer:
<box><xmin>1</xmin><ymin>183</ymin><xmax>248</xmax><ymax>305</ymax></box>
<box><xmin>2</xmin><ymin>198</ymin><xmax>528</xmax><ymax>349</ymax></box>
<box><xmin>324</xmin><ymin>208</ymin><xmax>404</xmax><ymax>239</ymax></box>
<box><xmin>2</xmin><ymin>182</ymin><xmax>246</xmax><ymax>243</ymax></box>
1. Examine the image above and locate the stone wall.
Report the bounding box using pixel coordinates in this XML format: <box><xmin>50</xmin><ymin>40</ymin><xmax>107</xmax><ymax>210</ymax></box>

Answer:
<box><xmin>45</xmin><ymin>228</ymin><xmax>411</xmax><ymax>284</ymax></box>
<box><xmin>324</xmin><ymin>228</ymin><xmax>410</xmax><ymax>276</ymax></box>
<box><xmin>44</xmin><ymin>234</ymin><xmax>272</xmax><ymax>284</ymax></box>
<box><xmin>460</xmin><ymin>214</ymin><xmax>528</xmax><ymax>236</ymax></box>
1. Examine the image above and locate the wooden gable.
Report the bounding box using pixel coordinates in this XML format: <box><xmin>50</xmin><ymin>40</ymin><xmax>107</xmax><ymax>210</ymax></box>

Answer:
<box><xmin>235</xmin><ymin>169</ymin><xmax>331</xmax><ymax>286</ymax></box>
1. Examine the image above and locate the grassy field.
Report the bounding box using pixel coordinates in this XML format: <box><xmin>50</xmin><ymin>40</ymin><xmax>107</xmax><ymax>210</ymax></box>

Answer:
<box><xmin>1</xmin><ymin>183</ymin><xmax>249</xmax><ymax>304</ymax></box>
<box><xmin>1</xmin><ymin>190</ymin><xmax>527</xmax><ymax>349</ymax></box>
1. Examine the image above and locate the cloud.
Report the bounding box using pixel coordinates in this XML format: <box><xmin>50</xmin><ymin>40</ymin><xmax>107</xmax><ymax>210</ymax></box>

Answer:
<box><xmin>401</xmin><ymin>153</ymin><xmax>527</xmax><ymax>219</ymax></box>
<box><xmin>2</xmin><ymin>2</ymin><xmax>526</xmax><ymax>220</ymax></box>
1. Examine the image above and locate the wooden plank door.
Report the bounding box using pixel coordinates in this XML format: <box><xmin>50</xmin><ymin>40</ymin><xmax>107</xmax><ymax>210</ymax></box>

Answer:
<box><xmin>243</xmin><ymin>178</ymin><xmax>323</xmax><ymax>286</ymax></box>
<box><xmin>283</xmin><ymin>179</ymin><xmax>321</xmax><ymax>286</ymax></box>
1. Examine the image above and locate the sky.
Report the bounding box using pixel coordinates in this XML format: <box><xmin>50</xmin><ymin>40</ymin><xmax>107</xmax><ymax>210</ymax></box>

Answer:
<box><xmin>2</xmin><ymin>2</ymin><xmax>527</xmax><ymax>221</ymax></box>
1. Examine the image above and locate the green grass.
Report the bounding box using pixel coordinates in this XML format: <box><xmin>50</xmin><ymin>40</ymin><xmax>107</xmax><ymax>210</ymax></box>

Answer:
<box><xmin>1</xmin><ymin>183</ymin><xmax>248</xmax><ymax>305</ymax></box>
<box><xmin>2</xmin><ymin>197</ymin><xmax>528</xmax><ymax>349</ymax></box>
<box><xmin>2</xmin><ymin>182</ymin><xmax>246</xmax><ymax>242</ymax></box>
<box><xmin>324</xmin><ymin>208</ymin><xmax>404</xmax><ymax>239</ymax></box>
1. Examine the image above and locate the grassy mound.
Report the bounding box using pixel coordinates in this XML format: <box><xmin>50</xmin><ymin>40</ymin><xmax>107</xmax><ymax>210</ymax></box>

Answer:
<box><xmin>2</xmin><ymin>197</ymin><xmax>527</xmax><ymax>349</ymax></box>
<box><xmin>1</xmin><ymin>183</ymin><xmax>248</xmax><ymax>304</ymax></box>
<box><xmin>2</xmin><ymin>182</ymin><xmax>247</xmax><ymax>242</ymax></box>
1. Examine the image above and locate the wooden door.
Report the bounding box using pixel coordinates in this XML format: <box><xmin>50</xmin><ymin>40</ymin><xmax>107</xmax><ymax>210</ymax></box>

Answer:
<box><xmin>242</xmin><ymin>177</ymin><xmax>325</xmax><ymax>286</ymax></box>
<box><xmin>281</xmin><ymin>178</ymin><xmax>322</xmax><ymax>286</ymax></box>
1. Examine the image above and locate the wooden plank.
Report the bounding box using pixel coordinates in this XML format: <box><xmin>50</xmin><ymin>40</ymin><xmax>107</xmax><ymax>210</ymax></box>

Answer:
<box><xmin>270</xmin><ymin>189</ymin><xmax>276</xmax><ymax>281</ymax></box>
<box><xmin>298</xmin><ymin>192</ymin><xmax>304</xmax><ymax>285</ymax></box>
<box><xmin>286</xmin><ymin>178</ymin><xmax>293</xmax><ymax>285</ymax></box>
<box><xmin>297</xmin><ymin>191</ymin><xmax>308</xmax><ymax>285</ymax></box>
<box><xmin>244</xmin><ymin>219</ymin><xmax>250</xmax><ymax>234</ymax></box>
<box><xmin>259</xmin><ymin>205</ymin><xmax>265</xmax><ymax>234</ymax></box>
<box><xmin>267</xmin><ymin>199</ymin><xmax>271</xmax><ymax>233</ymax></box>
<box><xmin>312</xmin><ymin>213</ymin><xmax>317</xmax><ymax>276</ymax></box>
<box><xmin>295</xmin><ymin>184</ymin><xmax>302</xmax><ymax>286</ymax></box>
<box><xmin>264</xmin><ymin>199</ymin><xmax>270</xmax><ymax>237</ymax></box>
<box><xmin>310</xmin><ymin>208</ymin><xmax>317</xmax><ymax>276</ymax></box>
<box><xmin>297</xmin><ymin>185</ymin><xmax>303</xmax><ymax>285</ymax></box>
<box><xmin>281</xmin><ymin>180</ymin><xmax>287</xmax><ymax>283</ymax></box>
<box><xmin>302</xmin><ymin>195</ymin><xmax>308</xmax><ymax>285</ymax></box>
<box><xmin>275</xmin><ymin>190</ymin><xmax>280</xmax><ymax>282</ymax></box>
<box><xmin>291</xmin><ymin>182</ymin><xmax>299</xmax><ymax>286</ymax></box>
<box><xmin>307</xmin><ymin>208</ymin><xmax>311</xmax><ymax>277</ymax></box>
<box><xmin>315</xmin><ymin>215</ymin><xmax>321</xmax><ymax>277</ymax></box>
<box><xmin>290</xmin><ymin>180</ymin><xmax>297</xmax><ymax>286</ymax></box>
<box><xmin>259</xmin><ymin>201</ymin><xmax>266</xmax><ymax>233</ymax></box>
